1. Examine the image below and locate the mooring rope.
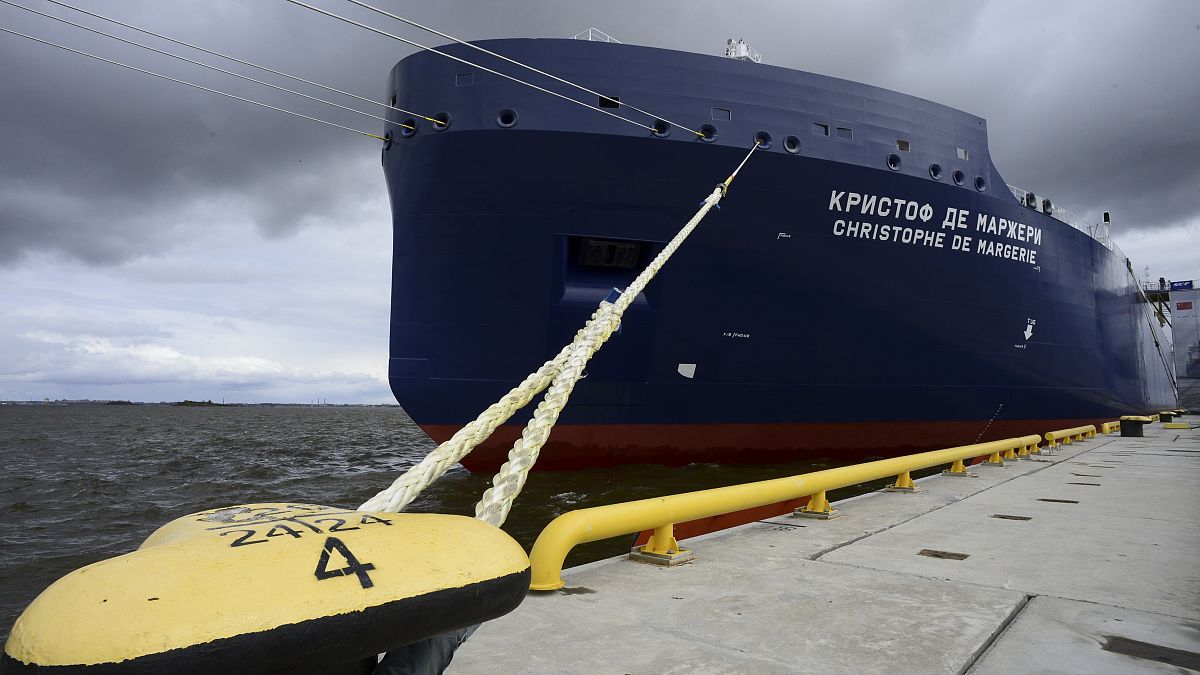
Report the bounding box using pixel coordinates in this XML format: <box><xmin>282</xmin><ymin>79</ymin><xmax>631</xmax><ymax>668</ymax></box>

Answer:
<box><xmin>40</xmin><ymin>0</ymin><xmax>441</xmax><ymax>125</ymax></box>
<box><xmin>281</xmin><ymin>0</ymin><xmax>658</xmax><ymax>135</ymax></box>
<box><xmin>0</xmin><ymin>26</ymin><xmax>389</xmax><ymax>141</ymax></box>
<box><xmin>358</xmin><ymin>142</ymin><xmax>762</xmax><ymax>525</ymax></box>
<box><xmin>1</xmin><ymin>0</ymin><xmax>415</xmax><ymax>133</ymax></box>
<box><xmin>340</xmin><ymin>0</ymin><xmax>706</xmax><ymax>138</ymax></box>
<box><xmin>1124</xmin><ymin>261</ymin><xmax>1178</xmax><ymax>392</ymax></box>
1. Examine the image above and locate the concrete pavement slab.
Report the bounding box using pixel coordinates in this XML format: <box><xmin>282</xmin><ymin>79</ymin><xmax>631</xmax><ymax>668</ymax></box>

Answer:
<box><xmin>968</xmin><ymin>596</ymin><xmax>1200</xmax><ymax>674</ymax></box>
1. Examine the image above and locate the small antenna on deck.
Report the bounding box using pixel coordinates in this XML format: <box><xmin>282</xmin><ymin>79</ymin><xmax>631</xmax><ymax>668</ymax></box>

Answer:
<box><xmin>571</xmin><ymin>28</ymin><xmax>620</xmax><ymax>43</ymax></box>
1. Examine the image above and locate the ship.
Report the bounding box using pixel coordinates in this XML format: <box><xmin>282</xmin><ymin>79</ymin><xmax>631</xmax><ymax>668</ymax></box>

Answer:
<box><xmin>380</xmin><ymin>36</ymin><xmax>1177</xmax><ymax>472</ymax></box>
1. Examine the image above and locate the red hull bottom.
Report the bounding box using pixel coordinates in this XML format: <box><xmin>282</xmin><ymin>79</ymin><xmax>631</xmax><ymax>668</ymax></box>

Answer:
<box><xmin>421</xmin><ymin>418</ymin><xmax>1103</xmax><ymax>473</ymax></box>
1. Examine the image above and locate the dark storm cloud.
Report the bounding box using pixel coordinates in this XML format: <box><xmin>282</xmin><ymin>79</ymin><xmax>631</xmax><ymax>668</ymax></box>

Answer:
<box><xmin>1</xmin><ymin>0</ymin><xmax>1197</xmax><ymax>266</ymax></box>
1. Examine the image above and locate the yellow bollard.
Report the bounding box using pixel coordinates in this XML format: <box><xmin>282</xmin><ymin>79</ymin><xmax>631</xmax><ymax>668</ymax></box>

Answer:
<box><xmin>795</xmin><ymin>490</ymin><xmax>839</xmax><ymax>519</ymax></box>
<box><xmin>643</xmin><ymin>524</ymin><xmax>679</xmax><ymax>556</ymax></box>
<box><xmin>1003</xmin><ymin>446</ymin><xmax>1017</xmax><ymax>460</ymax></box>
<box><xmin>629</xmin><ymin>522</ymin><xmax>694</xmax><ymax>567</ymax></box>
<box><xmin>942</xmin><ymin>458</ymin><xmax>975</xmax><ymax>478</ymax></box>
<box><xmin>886</xmin><ymin>470</ymin><xmax>918</xmax><ymax>492</ymax></box>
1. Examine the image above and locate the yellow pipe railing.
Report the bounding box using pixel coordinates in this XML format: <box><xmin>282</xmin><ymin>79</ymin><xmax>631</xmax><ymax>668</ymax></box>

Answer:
<box><xmin>1044</xmin><ymin>424</ymin><xmax>1097</xmax><ymax>447</ymax></box>
<box><xmin>1100</xmin><ymin>421</ymin><xmax>1120</xmax><ymax>434</ymax></box>
<box><xmin>528</xmin><ymin>434</ymin><xmax>1041</xmax><ymax>591</ymax></box>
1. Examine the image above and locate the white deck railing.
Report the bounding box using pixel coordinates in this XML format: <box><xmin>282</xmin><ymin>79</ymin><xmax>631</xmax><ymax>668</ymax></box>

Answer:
<box><xmin>1006</xmin><ymin>184</ymin><xmax>1115</xmax><ymax>252</ymax></box>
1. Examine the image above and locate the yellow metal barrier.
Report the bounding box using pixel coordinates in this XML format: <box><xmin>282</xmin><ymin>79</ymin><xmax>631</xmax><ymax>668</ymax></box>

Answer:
<box><xmin>1044</xmin><ymin>425</ymin><xmax>1097</xmax><ymax>447</ymax></box>
<box><xmin>1100</xmin><ymin>421</ymin><xmax>1120</xmax><ymax>434</ymax></box>
<box><xmin>528</xmin><ymin>435</ymin><xmax>1041</xmax><ymax>591</ymax></box>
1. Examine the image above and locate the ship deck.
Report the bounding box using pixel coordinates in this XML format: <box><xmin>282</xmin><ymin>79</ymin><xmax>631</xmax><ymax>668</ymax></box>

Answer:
<box><xmin>450</xmin><ymin>420</ymin><xmax>1200</xmax><ymax>673</ymax></box>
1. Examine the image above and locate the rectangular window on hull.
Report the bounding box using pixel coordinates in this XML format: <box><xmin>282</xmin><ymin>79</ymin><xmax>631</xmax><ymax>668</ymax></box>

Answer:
<box><xmin>897</xmin><ymin>139</ymin><xmax>911</xmax><ymax>151</ymax></box>
<box><xmin>957</xmin><ymin>146</ymin><xmax>969</xmax><ymax>160</ymax></box>
<box><xmin>711</xmin><ymin>107</ymin><xmax>732</xmax><ymax>121</ymax></box>
<box><xmin>598</xmin><ymin>95</ymin><xmax>621</xmax><ymax>108</ymax></box>
<box><xmin>812</xmin><ymin>122</ymin><xmax>829</xmax><ymax>136</ymax></box>
<box><xmin>836</xmin><ymin>126</ymin><xmax>853</xmax><ymax>140</ymax></box>
<box><xmin>455</xmin><ymin>73</ymin><xmax>474</xmax><ymax>86</ymax></box>
<box><xmin>578</xmin><ymin>238</ymin><xmax>641</xmax><ymax>269</ymax></box>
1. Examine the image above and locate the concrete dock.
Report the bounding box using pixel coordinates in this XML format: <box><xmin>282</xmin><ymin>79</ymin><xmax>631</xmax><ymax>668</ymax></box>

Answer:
<box><xmin>450</xmin><ymin>421</ymin><xmax>1200</xmax><ymax>674</ymax></box>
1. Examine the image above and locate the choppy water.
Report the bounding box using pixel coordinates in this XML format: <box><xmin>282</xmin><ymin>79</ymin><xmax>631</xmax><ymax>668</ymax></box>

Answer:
<box><xmin>0</xmin><ymin>404</ymin><xmax>889</xmax><ymax>638</ymax></box>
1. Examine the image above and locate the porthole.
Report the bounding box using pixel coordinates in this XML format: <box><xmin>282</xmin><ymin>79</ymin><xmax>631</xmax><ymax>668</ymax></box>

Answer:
<box><xmin>784</xmin><ymin>135</ymin><xmax>801</xmax><ymax>154</ymax></box>
<box><xmin>886</xmin><ymin>153</ymin><xmax>902</xmax><ymax>171</ymax></box>
<box><xmin>496</xmin><ymin>109</ymin><xmax>518</xmax><ymax>128</ymax></box>
<box><xmin>929</xmin><ymin>163</ymin><xmax>943</xmax><ymax>180</ymax></box>
<box><xmin>952</xmin><ymin>169</ymin><xmax>965</xmax><ymax>186</ymax></box>
<box><xmin>975</xmin><ymin>176</ymin><xmax>987</xmax><ymax>192</ymax></box>
<box><xmin>754</xmin><ymin>131</ymin><xmax>772</xmax><ymax>149</ymax></box>
<box><xmin>398</xmin><ymin>118</ymin><xmax>417</xmax><ymax>138</ymax></box>
<box><xmin>432</xmin><ymin>112</ymin><xmax>450</xmax><ymax>131</ymax></box>
<box><xmin>651</xmin><ymin>119</ymin><xmax>670</xmax><ymax>137</ymax></box>
<box><xmin>699</xmin><ymin>124</ymin><xmax>718</xmax><ymax>142</ymax></box>
<box><xmin>382</xmin><ymin>130</ymin><xmax>392</xmax><ymax>150</ymax></box>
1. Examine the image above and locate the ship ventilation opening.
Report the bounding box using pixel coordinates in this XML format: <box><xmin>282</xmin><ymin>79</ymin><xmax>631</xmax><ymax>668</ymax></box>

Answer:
<box><xmin>975</xmin><ymin>176</ymin><xmax>987</xmax><ymax>192</ymax></box>
<box><xmin>389</xmin><ymin>94</ymin><xmax>397</xmax><ymax>107</ymax></box>
<box><xmin>598</xmin><ymin>95</ymin><xmax>620</xmax><ymax>108</ymax></box>
<box><xmin>432</xmin><ymin>112</ymin><xmax>451</xmax><ymax>131</ymax></box>
<box><xmin>929</xmin><ymin>163</ymin><xmax>943</xmax><ymax>179</ymax></box>
<box><xmin>784</xmin><ymin>135</ymin><xmax>800</xmax><ymax>154</ymax></box>
<box><xmin>699</xmin><ymin>124</ymin><xmax>718</xmax><ymax>142</ymax></box>
<box><xmin>952</xmin><ymin>169</ymin><xmax>965</xmax><ymax>186</ymax></box>
<box><xmin>754</xmin><ymin>131</ymin><xmax>772</xmax><ymax>149</ymax></box>
<box><xmin>1041</xmin><ymin>198</ymin><xmax>1053</xmax><ymax>215</ymax></box>
<box><xmin>651</xmin><ymin>119</ymin><xmax>670</xmax><ymax>137</ymax></box>
<box><xmin>496</xmin><ymin>109</ymin><xmax>518</xmax><ymax>128</ymax></box>
<box><xmin>399</xmin><ymin>118</ymin><xmax>417</xmax><ymax>138</ymax></box>
<box><xmin>886</xmin><ymin>153</ymin><xmax>902</xmax><ymax>171</ymax></box>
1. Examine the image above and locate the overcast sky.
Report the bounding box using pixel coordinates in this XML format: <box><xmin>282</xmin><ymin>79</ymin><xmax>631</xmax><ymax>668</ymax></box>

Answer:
<box><xmin>1</xmin><ymin>0</ymin><xmax>1197</xmax><ymax>403</ymax></box>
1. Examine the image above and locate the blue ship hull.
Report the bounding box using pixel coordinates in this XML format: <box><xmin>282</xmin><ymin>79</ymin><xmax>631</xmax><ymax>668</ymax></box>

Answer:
<box><xmin>381</xmin><ymin>39</ymin><xmax>1176</xmax><ymax>471</ymax></box>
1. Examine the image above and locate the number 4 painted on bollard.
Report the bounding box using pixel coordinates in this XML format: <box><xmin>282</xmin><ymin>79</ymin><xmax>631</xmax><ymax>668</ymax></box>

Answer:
<box><xmin>314</xmin><ymin>536</ymin><xmax>376</xmax><ymax>589</ymax></box>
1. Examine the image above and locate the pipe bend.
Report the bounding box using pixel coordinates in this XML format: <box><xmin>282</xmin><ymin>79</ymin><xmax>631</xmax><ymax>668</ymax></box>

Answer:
<box><xmin>528</xmin><ymin>510</ymin><xmax>593</xmax><ymax>591</ymax></box>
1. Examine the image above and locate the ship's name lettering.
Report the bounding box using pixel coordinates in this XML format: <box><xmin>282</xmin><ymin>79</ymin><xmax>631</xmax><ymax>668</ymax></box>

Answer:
<box><xmin>941</xmin><ymin>208</ymin><xmax>1041</xmax><ymax>244</ymax></box>
<box><xmin>827</xmin><ymin>189</ymin><xmax>1041</xmax><ymax>267</ymax></box>
<box><xmin>976</xmin><ymin>238</ymin><xmax>1037</xmax><ymax>263</ymax></box>
<box><xmin>827</xmin><ymin>191</ymin><xmax>934</xmax><ymax>223</ymax></box>
<box><xmin>833</xmin><ymin>219</ymin><xmax>945</xmax><ymax>248</ymax></box>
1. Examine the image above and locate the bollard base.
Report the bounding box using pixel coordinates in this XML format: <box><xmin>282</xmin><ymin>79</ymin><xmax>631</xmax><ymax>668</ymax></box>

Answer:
<box><xmin>942</xmin><ymin>470</ymin><xmax>978</xmax><ymax>478</ymax></box>
<box><xmin>793</xmin><ymin>507</ymin><xmax>842</xmax><ymax>520</ymax></box>
<box><xmin>884</xmin><ymin>485</ymin><xmax>920</xmax><ymax>493</ymax></box>
<box><xmin>629</xmin><ymin>546</ymin><xmax>695</xmax><ymax>567</ymax></box>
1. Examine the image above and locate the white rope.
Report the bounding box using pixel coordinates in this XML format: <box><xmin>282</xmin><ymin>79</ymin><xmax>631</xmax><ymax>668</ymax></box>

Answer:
<box><xmin>359</xmin><ymin>301</ymin><xmax>639</xmax><ymax>512</ymax></box>
<box><xmin>0</xmin><ymin>26</ymin><xmax>388</xmax><ymax>141</ymax></box>
<box><xmin>357</xmin><ymin>141</ymin><xmax>758</xmax><ymax>523</ymax></box>
<box><xmin>0</xmin><ymin>0</ymin><xmax>414</xmax><ymax>133</ymax></box>
<box><xmin>340</xmin><ymin>0</ymin><xmax>706</xmax><ymax>138</ymax></box>
<box><xmin>281</xmin><ymin>0</ymin><xmax>657</xmax><ymax>134</ymax></box>
<box><xmin>357</xmin><ymin>344</ymin><xmax>570</xmax><ymax>512</ymax></box>
<box><xmin>41</xmin><ymin>0</ymin><xmax>440</xmax><ymax>124</ymax></box>
<box><xmin>473</xmin><ymin>143</ymin><xmax>762</xmax><ymax>526</ymax></box>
